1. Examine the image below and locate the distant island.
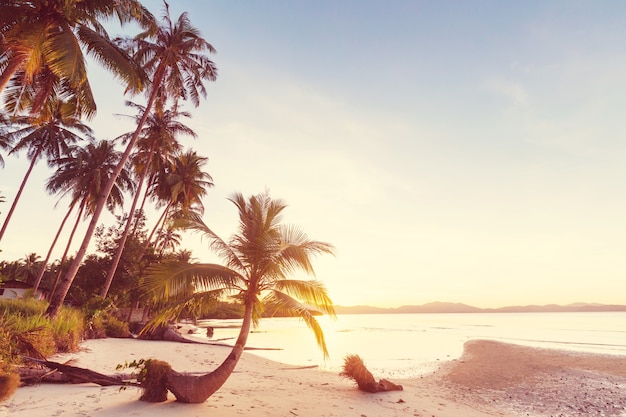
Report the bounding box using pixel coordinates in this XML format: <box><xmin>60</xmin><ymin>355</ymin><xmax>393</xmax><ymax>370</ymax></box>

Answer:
<box><xmin>334</xmin><ymin>301</ymin><xmax>626</xmax><ymax>315</ymax></box>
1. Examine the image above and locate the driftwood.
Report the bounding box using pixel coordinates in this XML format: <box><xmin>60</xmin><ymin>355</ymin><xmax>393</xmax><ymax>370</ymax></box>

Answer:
<box><xmin>340</xmin><ymin>354</ymin><xmax>403</xmax><ymax>393</ymax></box>
<box><xmin>139</xmin><ymin>325</ymin><xmax>282</xmax><ymax>351</ymax></box>
<box><xmin>21</xmin><ymin>357</ymin><xmax>133</xmax><ymax>387</ymax></box>
<box><xmin>138</xmin><ymin>325</ymin><xmax>202</xmax><ymax>344</ymax></box>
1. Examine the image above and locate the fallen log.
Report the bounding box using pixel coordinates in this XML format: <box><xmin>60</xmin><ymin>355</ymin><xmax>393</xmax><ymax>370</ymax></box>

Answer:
<box><xmin>21</xmin><ymin>357</ymin><xmax>134</xmax><ymax>387</ymax></box>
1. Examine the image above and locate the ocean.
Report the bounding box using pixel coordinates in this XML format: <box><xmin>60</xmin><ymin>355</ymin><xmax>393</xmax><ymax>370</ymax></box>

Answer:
<box><xmin>196</xmin><ymin>312</ymin><xmax>626</xmax><ymax>379</ymax></box>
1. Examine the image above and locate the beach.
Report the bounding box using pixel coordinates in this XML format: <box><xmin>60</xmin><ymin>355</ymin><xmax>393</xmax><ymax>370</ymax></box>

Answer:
<box><xmin>3</xmin><ymin>338</ymin><xmax>626</xmax><ymax>417</ymax></box>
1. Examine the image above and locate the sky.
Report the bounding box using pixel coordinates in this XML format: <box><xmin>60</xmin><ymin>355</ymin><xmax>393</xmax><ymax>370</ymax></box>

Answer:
<box><xmin>2</xmin><ymin>1</ymin><xmax>626</xmax><ymax>308</ymax></box>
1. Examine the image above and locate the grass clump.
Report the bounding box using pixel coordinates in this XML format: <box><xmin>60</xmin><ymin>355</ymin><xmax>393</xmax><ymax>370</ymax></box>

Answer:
<box><xmin>83</xmin><ymin>297</ymin><xmax>131</xmax><ymax>339</ymax></box>
<box><xmin>0</xmin><ymin>372</ymin><xmax>20</xmax><ymax>402</ymax></box>
<box><xmin>0</xmin><ymin>299</ymin><xmax>84</xmax><ymax>368</ymax></box>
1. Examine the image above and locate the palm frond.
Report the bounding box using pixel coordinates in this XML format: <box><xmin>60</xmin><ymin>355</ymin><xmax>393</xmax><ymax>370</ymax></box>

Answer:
<box><xmin>263</xmin><ymin>290</ymin><xmax>331</xmax><ymax>359</ymax></box>
<box><xmin>140</xmin><ymin>289</ymin><xmax>226</xmax><ymax>335</ymax></box>
<box><xmin>142</xmin><ymin>262</ymin><xmax>244</xmax><ymax>302</ymax></box>
<box><xmin>77</xmin><ymin>25</ymin><xmax>145</xmax><ymax>93</ymax></box>
<box><xmin>170</xmin><ymin>211</ymin><xmax>245</xmax><ymax>273</ymax></box>
<box><xmin>276</xmin><ymin>226</ymin><xmax>335</xmax><ymax>276</ymax></box>
<box><xmin>271</xmin><ymin>280</ymin><xmax>336</xmax><ymax>317</ymax></box>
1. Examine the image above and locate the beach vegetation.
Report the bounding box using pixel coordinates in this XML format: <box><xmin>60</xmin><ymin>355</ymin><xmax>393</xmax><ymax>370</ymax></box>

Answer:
<box><xmin>0</xmin><ymin>372</ymin><xmax>20</xmax><ymax>402</ymax></box>
<box><xmin>82</xmin><ymin>297</ymin><xmax>131</xmax><ymax>339</ymax></box>
<box><xmin>0</xmin><ymin>299</ymin><xmax>83</xmax><ymax>374</ymax></box>
<box><xmin>137</xmin><ymin>191</ymin><xmax>335</xmax><ymax>403</ymax></box>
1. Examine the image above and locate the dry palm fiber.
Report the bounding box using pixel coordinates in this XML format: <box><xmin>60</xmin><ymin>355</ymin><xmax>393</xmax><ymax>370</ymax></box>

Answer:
<box><xmin>340</xmin><ymin>354</ymin><xmax>403</xmax><ymax>393</ymax></box>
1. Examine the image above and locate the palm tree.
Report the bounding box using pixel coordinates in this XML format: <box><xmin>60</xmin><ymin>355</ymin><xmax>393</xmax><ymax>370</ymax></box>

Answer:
<box><xmin>155</xmin><ymin>226</ymin><xmax>181</xmax><ymax>255</ymax></box>
<box><xmin>46</xmin><ymin>3</ymin><xmax>217</xmax><ymax>317</ymax></box>
<box><xmin>32</xmin><ymin>140</ymin><xmax>135</xmax><ymax>293</ymax></box>
<box><xmin>139</xmin><ymin>192</ymin><xmax>335</xmax><ymax>403</ymax></box>
<box><xmin>145</xmin><ymin>150</ymin><xmax>213</xmax><ymax>250</ymax></box>
<box><xmin>17</xmin><ymin>252</ymin><xmax>41</xmax><ymax>284</ymax></box>
<box><xmin>46</xmin><ymin>140</ymin><xmax>135</xmax><ymax>290</ymax></box>
<box><xmin>100</xmin><ymin>101</ymin><xmax>192</xmax><ymax>298</ymax></box>
<box><xmin>0</xmin><ymin>0</ymin><xmax>153</xmax><ymax>115</ymax></box>
<box><xmin>0</xmin><ymin>97</ymin><xmax>92</xmax><ymax>242</ymax></box>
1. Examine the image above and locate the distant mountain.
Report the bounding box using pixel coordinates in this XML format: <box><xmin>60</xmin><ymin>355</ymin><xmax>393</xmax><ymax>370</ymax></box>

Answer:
<box><xmin>333</xmin><ymin>301</ymin><xmax>626</xmax><ymax>315</ymax></box>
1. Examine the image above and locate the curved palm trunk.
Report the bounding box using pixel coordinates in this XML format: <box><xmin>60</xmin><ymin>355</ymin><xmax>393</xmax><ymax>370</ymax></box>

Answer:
<box><xmin>45</xmin><ymin>68</ymin><xmax>165</xmax><ymax>317</ymax></box>
<box><xmin>48</xmin><ymin>201</ymin><xmax>85</xmax><ymax>300</ymax></box>
<box><xmin>0</xmin><ymin>149</ymin><xmax>41</xmax><ymax>241</ymax></box>
<box><xmin>165</xmin><ymin>300</ymin><xmax>254</xmax><ymax>403</ymax></box>
<box><xmin>33</xmin><ymin>200</ymin><xmax>76</xmax><ymax>292</ymax></box>
<box><xmin>100</xmin><ymin>156</ymin><xmax>153</xmax><ymax>298</ymax></box>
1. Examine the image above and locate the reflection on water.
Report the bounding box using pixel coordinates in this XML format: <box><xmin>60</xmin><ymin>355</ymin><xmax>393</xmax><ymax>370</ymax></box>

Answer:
<box><xmin>192</xmin><ymin>312</ymin><xmax>626</xmax><ymax>379</ymax></box>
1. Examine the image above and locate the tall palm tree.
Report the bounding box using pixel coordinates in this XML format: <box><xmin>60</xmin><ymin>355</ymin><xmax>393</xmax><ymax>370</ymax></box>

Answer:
<box><xmin>0</xmin><ymin>0</ymin><xmax>153</xmax><ymax>115</ymax></box>
<box><xmin>140</xmin><ymin>192</ymin><xmax>335</xmax><ymax>403</ymax></box>
<box><xmin>32</xmin><ymin>140</ymin><xmax>135</xmax><ymax>293</ymax></box>
<box><xmin>46</xmin><ymin>3</ymin><xmax>217</xmax><ymax>317</ymax></box>
<box><xmin>0</xmin><ymin>97</ymin><xmax>92</xmax><ymax>242</ymax></box>
<box><xmin>100</xmin><ymin>101</ymin><xmax>192</xmax><ymax>298</ymax></box>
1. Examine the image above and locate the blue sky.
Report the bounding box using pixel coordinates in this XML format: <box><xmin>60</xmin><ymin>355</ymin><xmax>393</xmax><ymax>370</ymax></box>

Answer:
<box><xmin>2</xmin><ymin>1</ymin><xmax>626</xmax><ymax>308</ymax></box>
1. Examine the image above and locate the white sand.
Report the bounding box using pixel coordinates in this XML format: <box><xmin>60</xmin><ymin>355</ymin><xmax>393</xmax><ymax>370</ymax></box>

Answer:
<box><xmin>3</xmin><ymin>338</ymin><xmax>626</xmax><ymax>417</ymax></box>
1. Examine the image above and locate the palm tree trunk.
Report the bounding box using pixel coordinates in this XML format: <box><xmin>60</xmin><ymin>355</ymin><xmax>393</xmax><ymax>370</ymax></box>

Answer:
<box><xmin>130</xmin><ymin>177</ymin><xmax>153</xmax><ymax>237</ymax></box>
<box><xmin>0</xmin><ymin>149</ymin><xmax>41</xmax><ymax>241</ymax></box>
<box><xmin>165</xmin><ymin>300</ymin><xmax>254</xmax><ymax>403</ymax></box>
<box><xmin>48</xmin><ymin>201</ymin><xmax>85</xmax><ymax>301</ymax></box>
<box><xmin>100</xmin><ymin>157</ymin><xmax>153</xmax><ymax>298</ymax></box>
<box><xmin>140</xmin><ymin>201</ymin><xmax>171</xmax><ymax>257</ymax></box>
<box><xmin>33</xmin><ymin>200</ymin><xmax>76</xmax><ymax>293</ymax></box>
<box><xmin>45</xmin><ymin>68</ymin><xmax>166</xmax><ymax>318</ymax></box>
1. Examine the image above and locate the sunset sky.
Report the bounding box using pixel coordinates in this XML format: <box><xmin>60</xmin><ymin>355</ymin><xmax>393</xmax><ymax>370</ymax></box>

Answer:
<box><xmin>2</xmin><ymin>1</ymin><xmax>626</xmax><ymax>308</ymax></box>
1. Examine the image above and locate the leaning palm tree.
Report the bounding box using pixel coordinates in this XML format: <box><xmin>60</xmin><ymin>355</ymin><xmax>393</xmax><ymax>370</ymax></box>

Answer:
<box><xmin>139</xmin><ymin>191</ymin><xmax>335</xmax><ymax>403</ymax></box>
<box><xmin>32</xmin><ymin>140</ymin><xmax>135</xmax><ymax>293</ymax></box>
<box><xmin>0</xmin><ymin>97</ymin><xmax>92</xmax><ymax>242</ymax></box>
<box><xmin>46</xmin><ymin>3</ymin><xmax>217</xmax><ymax>317</ymax></box>
<box><xmin>0</xmin><ymin>0</ymin><xmax>152</xmax><ymax>115</ymax></box>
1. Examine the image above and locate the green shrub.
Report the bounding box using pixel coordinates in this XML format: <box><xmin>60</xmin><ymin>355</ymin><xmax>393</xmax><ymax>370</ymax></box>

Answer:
<box><xmin>104</xmin><ymin>315</ymin><xmax>131</xmax><ymax>338</ymax></box>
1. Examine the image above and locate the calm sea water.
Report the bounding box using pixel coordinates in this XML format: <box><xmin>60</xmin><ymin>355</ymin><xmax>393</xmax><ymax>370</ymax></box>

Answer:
<box><xmin>194</xmin><ymin>312</ymin><xmax>626</xmax><ymax>379</ymax></box>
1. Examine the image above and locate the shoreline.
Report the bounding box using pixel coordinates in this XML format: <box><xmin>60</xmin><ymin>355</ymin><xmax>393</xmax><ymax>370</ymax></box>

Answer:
<box><xmin>3</xmin><ymin>338</ymin><xmax>626</xmax><ymax>417</ymax></box>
